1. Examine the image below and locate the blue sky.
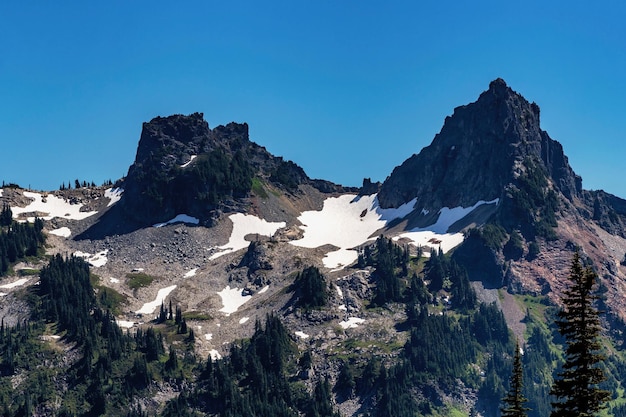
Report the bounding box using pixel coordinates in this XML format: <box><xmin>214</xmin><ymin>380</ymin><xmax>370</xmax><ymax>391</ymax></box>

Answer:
<box><xmin>1</xmin><ymin>1</ymin><xmax>625</xmax><ymax>198</ymax></box>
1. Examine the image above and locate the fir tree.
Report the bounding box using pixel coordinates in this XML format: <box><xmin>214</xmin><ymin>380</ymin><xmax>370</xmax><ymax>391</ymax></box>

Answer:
<box><xmin>501</xmin><ymin>340</ymin><xmax>529</xmax><ymax>417</ymax></box>
<box><xmin>550</xmin><ymin>252</ymin><xmax>610</xmax><ymax>417</ymax></box>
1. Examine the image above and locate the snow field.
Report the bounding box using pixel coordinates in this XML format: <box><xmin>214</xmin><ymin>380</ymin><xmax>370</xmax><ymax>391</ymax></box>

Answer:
<box><xmin>135</xmin><ymin>285</ymin><xmax>177</xmax><ymax>315</ymax></box>
<box><xmin>392</xmin><ymin>199</ymin><xmax>499</xmax><ymax>253</ymax></box>
<box><xmin>209</xmin><ymin>213</ymin><xmax>286</xmax><ymax>260</ymax></box>
<box><xmin>290</xmin><ymin>194</ymin><xmax>499</xmax><ymax>268</ymax></box>
<box><xmin>50</xmin><ymin>227</ymin><xmax>72</xmax><ymax>238</ymax></box>
<box><xmin>184</xmin><ymin>268</ymin><xmax>198</xmax><ymax>278</ymax></box>
<box><xmin>153</xmin><ymin>214</ymin><xmax>200</xmax><ymax>228</ymax></box>
<box><xmin>217</xmin><ymin>285</ymin><xmax>252</xmax><ymax>315</ymax></box>
<box><xmin>289</xmin><ymin>194</ymin><xmax>416</xmax><ymax>269</ymax></box>
<box><xmin>116</xmin><ymin>320</ymin><xmax>135</xmax><ymax>329</ymax></box>
<box><xmin>74</xmin><ymin>250</ymin><xmax>109</xmax><ymax>268</ymax></box>
<box><xmin>11</xmin><ymin>191</ymin><xmax>98</xmax><ymax>222</ymax></box>
<box><xmin>104</xmin><ymin>188</ymin><xmax>123</xmax><ymax>207</ymax></box>
<box><xmin>339</xmin><ymin>317</ymin><xmax>365</xmax><ymax>329</ymax></box>
<box><xmin>0</xmin><ymin>278</ymin><xmax>30</xmax><ymax>289</ymax></box>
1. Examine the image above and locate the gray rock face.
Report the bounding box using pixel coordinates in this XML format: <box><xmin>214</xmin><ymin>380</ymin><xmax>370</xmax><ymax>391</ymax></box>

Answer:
<box><xmin>119</xmin><ymin>113</ymin><xmax>351</xmax><ymax>227</ymax></box>
<box><xmin>378</xmin><ymin>79</ymin><xmax>581</xmax><ymax>210</ymax></box>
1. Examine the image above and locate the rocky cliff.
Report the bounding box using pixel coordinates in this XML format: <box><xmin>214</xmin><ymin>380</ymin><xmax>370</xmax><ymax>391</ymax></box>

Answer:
<box><xmin>378</xmin><ymin>79</ymin><xmax>582</xmax><ymax>211</ymax></box>
<box><xmin>117</xmin><ymin>113</ymin><xmax>351</xmax><ymax>227</ymax></box>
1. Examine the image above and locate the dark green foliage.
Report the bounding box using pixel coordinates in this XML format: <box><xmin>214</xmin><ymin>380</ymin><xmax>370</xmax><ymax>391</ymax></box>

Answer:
<box><xmin>424</xmin><ymin>249</ymin><xmax>477</xmax><ymax>310</ymax></box>
<box><xmin>360</xmin><ymin>236</ymin><xmax>410</xmax><ymax>305</ymax></box>
<box><xmin>308</xmin><ymin>379</ymin><xmax>341</xmax><ymax>417</ymax></box>
<box><xmin>16</xmin><ymin>255</ymin><xmax>174</xmax><ymax>415</ymax></box>
<box><xmin>168</xmin><ymin>313</ymin><xmax>339</xmax><ymax>417</ymax></box>
<box><xmin>472</xmin><ymin>302</ymin><xmax>510</xmax><ymax>346</ymax></box>
<box><xmin>0</xmin><ymin>217</ymin><xmax>45</xmax><ymax>276</ymax></box>
<box><xmin>501</xmin><ymin>341</ymin><xmax>530</xmax><ymax>417</ymax></box>
<box><xmin>269</xmin><ymin>159</ymin><xmax>307</xmax><ymax>191</ymax></box>
<box><xmin>522</xmin><ymin>325</ymin><xmax>557</xmax><ymax>417</ymax></box>
<box><xmin>504</xmin><ymin>230</ymin><xmax>525</xmax><ymax>260</ymax></box>
<box><xmin>470</xmin><ymin>223</ymin><xmax>508</xmax><ymax>251</ymax></box>
<box><xmin>405</xmin><ymin>309</ymin><xmax>476</xmax><ymax>381</ymax></box>
<box><xmin>0</xmin><ymin>204</ymin><xmax>12</xmax><ymax>226</ymax></box>
<box><xmin>527</xmin><ymin>241</ymin><xmax>540</xmax><ymax>260</ymax></box>
<box><xmin>335</xmin><ymin>360</ymin><xmax>356</xmax><ymax>398</ymax></box>
<box><xmin>550</xmin><ymin>252</ymin><xmax>610</xmax><ymax>416</ymax></box>
<box><xmin>507</xmin><ymin>157</ymin><xmax>559</xmax><ymax>240</ymax></box>
<box><xmin>293</xmin><ymin>266</ymin><xmax>329</xmax><ymax>310</ymax></box>
<box><xmin>37</xmin><ymin>255</ymin><xmax>96</xmax><ymax>342</ymax></box>
<box><xmin>134</xmin><ymin>148</ymin><xmax>255</xmax><ymax>220</ymax></box>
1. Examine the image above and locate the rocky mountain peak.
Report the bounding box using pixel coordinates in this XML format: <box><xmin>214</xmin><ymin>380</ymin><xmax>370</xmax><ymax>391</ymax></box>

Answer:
<box><xmin>377</xmin><ymin>79</ymin><xmax>581</xmax><ymax>211</ymax></box>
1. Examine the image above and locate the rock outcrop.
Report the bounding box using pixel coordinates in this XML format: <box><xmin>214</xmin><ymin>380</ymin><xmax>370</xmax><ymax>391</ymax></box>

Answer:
<box><xmin>118</xmin><ymin>113</ymin><xmax>351</xmax><ymax>227</ymax></box>
<box><xmin>378</xmin><ymin>79</ymin><xmax>582</xmax><ymax>211</ymax></box>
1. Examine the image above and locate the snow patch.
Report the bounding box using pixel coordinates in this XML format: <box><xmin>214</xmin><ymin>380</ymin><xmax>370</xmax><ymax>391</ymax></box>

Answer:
<box><xmin>104</xmin><ymin>188</ymin><xmax>123</xmax><ymax>207</ymax></box>
<box><xmin>209</xmin><ymin>349</ymin><xmax>222</xmax><ymax>360</ymax></box>
<box><xmin>210</xmin><ymin>214</ymin><xmax>285</xmax><ymax>260</ymax></box>
<box><xmin>110</xmin><ymin>277</ymin><xmax>120</xmax><ymax>284</ymax></box>
<box><xmin>393</xmin><ymin>199</ymin><xmax>499</xmax><ymax>254</ymax></box>
<box><xmin>74</xmin><ymin>250</ymin><xmax>109</xmax><ymax>268</ymax></box>
<box><xmin>338</xmin><ymin>305</ymin><xmax>347</xmax><ymax>311</ymax></box>
<box><xmin>335</xmin><ymin>285</ymin><xmax>343</xmax><ymax>298</ymax></box>
<box><xmin>184</xmin><ymin>268</ymin><xmax>198</xmax><ymax>278</ymax></box>
<box><xmin>135</xmin><ymin>285</ymin><xmax>177</xmax><ymax>315</ymax></box>
<box><xmin>339</xmin><ymin>317</ymin><xmax>365</xmax><ymax>329</ymax></box>
<box><xmin>290</xmin><ymin>194</ymin><xmax>416</xmax><ymax>269</ymax></box>
<box><xmin>0</xmin><ymin>278</ymin><xmax>29</xmax><ymax>289</ymax></box>
<box><xmin>217</xmin><ymin>285</ymin><xmax>252</xmax><ymax>315</ymax></box>
<box><xmin>153</xmin><ymin>214</ymin><xmax>200</xmax><ymax>228</ymax></box>
<box><xmin>258</xmin><ymin>285</ymin><xmax>269</xmax><ymax>294</ymax></box>
<box><xmin>180</xmin><ymin>155</ymin><xmax>197</xmax><ymax>168</ymax></box>
<box><xmin>0</xmin><ymin>293</ymin><xmax>6</xmax><ymax>297</ymax></box>
<box><xmin>205</xmin><ymin>333</ymin><xmax>213</xmax><ymax>341</ymax></box>
<box><xmin>116</xmin><ymin>320</ymin><xmax>135</xmax><ymax>329</ymax></box>
<box><xmin>295</xmin><ymin>331</ymin><xmax>309</xmax><ymax>339</ymax></box>
<box><xmin>11</xmin><ymin>191</ymin><xmax>98</xmax><ymax>222</ymax></box>
<box><xmin>239</xmin><ymin>317</ymin><xmax>250</xmax><ymax>324</ymax></box>
<box><xmin>428</xmin><ymin>199</ymin><xmax>499</xmax><ymax>234</ymax></box>
<box><xmin>50</xmin><ymin>227</ymin><xmax>71</xmax><ymax>238</ymax></box>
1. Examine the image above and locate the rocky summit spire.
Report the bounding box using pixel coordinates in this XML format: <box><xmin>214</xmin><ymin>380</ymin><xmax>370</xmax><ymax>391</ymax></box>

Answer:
<box><xmin>377</xmin><ymin>79</ymin><xmax>581</xmax><ymax>210</ymax></box>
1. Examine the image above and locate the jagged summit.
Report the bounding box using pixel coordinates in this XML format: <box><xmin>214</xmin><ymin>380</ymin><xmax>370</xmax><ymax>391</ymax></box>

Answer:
<box><xmin>378</xmin><ymin>79</ymin><xmax>581</xmax><ymax>211</ymax></box>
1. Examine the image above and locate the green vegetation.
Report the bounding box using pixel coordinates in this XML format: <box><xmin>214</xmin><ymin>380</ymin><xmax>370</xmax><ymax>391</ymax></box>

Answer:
<box><xmin>501</xmin><ymin>341</ymin><xmax>529</xmax><ymax>417</ymax></box>
<box><xmin>162</xmin><ymin>313</ymin><xmax>341</xmax><ymax>417</ymax></box>
<box><xmin>0</xmin><ymin>215</ymin><xmax>45</xmax><ymax>276</ymax></box>
<box><xmin>508</xmin><ymin>157</ymin><xmax>559</xmax><ymax>240</ymax></box>
<box><xmin>359</xmin><ymin>236</ymin><xmax>411</xmax><ymax>305</ymax></box>
<box><xmin>550</xmin><ymin>252</ymin><xmax>610</xmax><ymax>416</ymax></box>
<box><xmin>251</xmin><ymin>177</ymin><xmax>269</xmax><ymax>198</ymax></box>
<box><xmin>270</xmin><ymin>159</ymin><xmax>306</xmax><ymax>191</ymax></box>
<box><xmin>126</xmin><ymin>272</ymin><xmax>156</xmax><ymax>289</ymax></box>
<box><xmin>292</xmin><ymin>266</ymin><xmax>330</xmax><ymax>310</ymax></box>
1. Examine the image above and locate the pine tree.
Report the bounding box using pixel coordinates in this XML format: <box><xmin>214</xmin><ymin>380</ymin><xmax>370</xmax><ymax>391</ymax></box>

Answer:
<box><xmin>550</xmin><ymin>252</ymin><xmax>610</xmax><ymax>417</ymax></box>
<box><xmin>501</xmin><ymin>340</ymin><xmax>529</xmax><ymax>417</ymax></box>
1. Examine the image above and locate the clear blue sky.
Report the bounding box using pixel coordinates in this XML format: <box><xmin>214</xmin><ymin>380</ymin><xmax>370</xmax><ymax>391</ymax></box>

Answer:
<box><xmin>1</xmin><ymin>1</ymin><xmax>625</xmax><ymax>198</ymax></box>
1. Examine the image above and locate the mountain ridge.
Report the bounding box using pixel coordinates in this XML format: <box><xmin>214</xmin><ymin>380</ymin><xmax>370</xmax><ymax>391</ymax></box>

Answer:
<box><xmin>1</xmin><ymin>79</ymin><xmax>626</xmax><ymax>417</ymax></box>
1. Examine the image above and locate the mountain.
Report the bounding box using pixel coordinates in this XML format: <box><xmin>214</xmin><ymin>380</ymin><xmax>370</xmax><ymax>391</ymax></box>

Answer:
<box><xmin>2</xmin><ymin>80</ymin><xmax>626</xmax><ymax>417</ymax></box>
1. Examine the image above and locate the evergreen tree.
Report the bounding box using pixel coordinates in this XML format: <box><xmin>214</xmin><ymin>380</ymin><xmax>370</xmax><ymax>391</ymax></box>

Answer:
<box><xmin>550</xmin><ymin>252</ymin><xmax>610</xmax><ymax>417</ymax></box>
<box><xmin>501</xmin><ymin>341</ymin><xmax>529</xmax><ymax>417</ymax></box>
<box><xmin>0</xmin><ymin>204</ymin><xmax>12</xmax><ymax>226</ymax></box>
